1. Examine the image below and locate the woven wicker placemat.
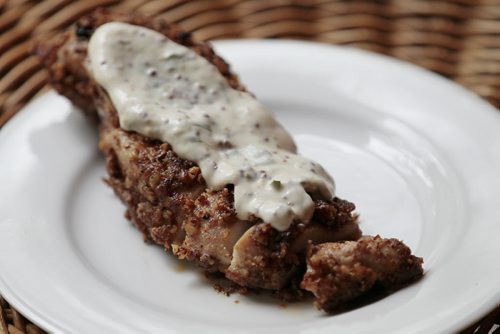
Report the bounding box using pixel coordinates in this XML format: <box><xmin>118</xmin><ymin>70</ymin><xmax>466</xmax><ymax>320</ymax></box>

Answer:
<box><xmin>0</xmin><ymin>0</ymin><xmax>499</xmax><ymax>333</ymax></box>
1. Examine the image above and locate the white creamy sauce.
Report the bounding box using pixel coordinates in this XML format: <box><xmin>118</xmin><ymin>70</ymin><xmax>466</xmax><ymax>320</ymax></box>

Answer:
<box><xmin>88</xmin><ymin>22</ymin><xmax>335</xmax><ymax>231</ymax></box>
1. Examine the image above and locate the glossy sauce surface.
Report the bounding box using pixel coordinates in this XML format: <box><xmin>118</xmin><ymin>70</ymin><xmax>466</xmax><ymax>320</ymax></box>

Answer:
<box><xmin>88</xmin><ymin>22</ymin><xmax>335</xmax><ymax>230</ymax></box>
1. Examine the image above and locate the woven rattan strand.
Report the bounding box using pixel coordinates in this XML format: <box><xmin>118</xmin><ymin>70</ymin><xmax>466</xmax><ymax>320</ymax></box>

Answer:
<box><xmin>0</xmin><ymin>1</ymin><xmax>499</xmax><ymax>333</ymax></box>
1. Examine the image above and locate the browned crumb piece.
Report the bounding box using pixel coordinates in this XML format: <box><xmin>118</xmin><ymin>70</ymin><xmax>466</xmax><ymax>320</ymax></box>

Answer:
<box><xmin>301</xmin><ymin>236</ymin><xmax>423</xmax><ymax>312</ymax></box>
<box><xmin>205</xmin><ymin>271</ymin><xmax>250</xmax><ymax>297</ymax></box>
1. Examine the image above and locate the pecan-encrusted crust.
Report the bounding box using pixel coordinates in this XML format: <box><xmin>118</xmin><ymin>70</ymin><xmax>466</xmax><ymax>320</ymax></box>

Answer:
<box><xmin>301</xmin><ymin>236</ymin><xmax>424</xmax><ymax>311</ymax></box>
<box><xmin>34</xmin><ymin>8</ymin><xmax>422</xmax><ymax>311</ymax></box>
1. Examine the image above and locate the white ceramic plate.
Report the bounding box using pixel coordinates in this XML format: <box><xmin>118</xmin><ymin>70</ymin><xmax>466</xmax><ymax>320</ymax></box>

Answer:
<box><xmin>0</xmin><ymin>40</ymin><xmax>499</xmax><ymax>333</ymax></box>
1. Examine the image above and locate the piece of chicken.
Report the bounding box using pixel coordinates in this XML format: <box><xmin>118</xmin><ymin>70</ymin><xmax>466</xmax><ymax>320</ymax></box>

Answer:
<box><xmin>301</xmin><ymin>236</ymin><xmax>423</xmax><ymax>311</ymax></box>
<box><xmin>34</xmin><ymin>8</ymin><xmax>422</xmax><ymax>311</ymax></box>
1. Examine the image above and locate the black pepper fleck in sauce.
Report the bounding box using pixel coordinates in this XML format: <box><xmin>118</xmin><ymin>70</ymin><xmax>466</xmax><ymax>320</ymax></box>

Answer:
<box><xmin>76</xmin><ymin>24</ymin><xmax>93</xmax><ymax>38</ymax></box>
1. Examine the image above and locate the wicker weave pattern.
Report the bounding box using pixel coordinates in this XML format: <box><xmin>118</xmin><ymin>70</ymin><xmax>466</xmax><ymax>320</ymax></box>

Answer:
<box><xmin>0</xmin><ymin>0</ymin><xmax>499</xmax><ymax>128</ymax></box>
<box><xmin>0</xmin><ymin>0</ymin><xmax>499</xmax><ymax>333</ymax></box>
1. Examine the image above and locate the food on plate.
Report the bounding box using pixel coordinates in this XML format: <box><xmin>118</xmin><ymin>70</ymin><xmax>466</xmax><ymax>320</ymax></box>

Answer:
<box><xmin>35</xmin><ymin>9</ymin><xmax>423</xmax><ymax>311</ymax></box>
<box><xmin>302</xmin><ymin>236</ymin><xmax>423</xmax><ymax>310</ymax></box>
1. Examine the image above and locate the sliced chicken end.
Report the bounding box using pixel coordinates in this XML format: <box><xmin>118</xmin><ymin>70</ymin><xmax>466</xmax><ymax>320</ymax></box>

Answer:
<box><xmin>226</xmin><ymin>218</ymin><xmax>362</xmax><ymax>290</ymax></box>
<box><xmin>301</xmin><ymin>236</ymin><xmax>423</xmax><ymax>312</ymax></box>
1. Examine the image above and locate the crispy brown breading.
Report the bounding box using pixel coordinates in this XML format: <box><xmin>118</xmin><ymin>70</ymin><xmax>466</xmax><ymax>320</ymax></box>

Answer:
<box><xmin>301</xmin><ymin>236</ymin><xmax>424</xmax><ymax>311</ymax></box>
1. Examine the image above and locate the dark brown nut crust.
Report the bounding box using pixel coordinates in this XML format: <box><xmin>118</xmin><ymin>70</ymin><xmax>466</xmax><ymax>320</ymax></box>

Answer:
<box><xmin>301</xmin><ymin>236</ymin><xmax>424</xmax><ymax>312</ymax></box>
